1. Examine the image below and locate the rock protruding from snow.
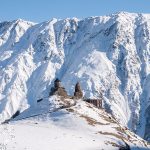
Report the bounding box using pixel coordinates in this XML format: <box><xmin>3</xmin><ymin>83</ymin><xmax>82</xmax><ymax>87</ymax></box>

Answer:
<box><xmin>74</xmin><ymin>82</ymin><xmax>83</xmax><ymax>99</ymax></box>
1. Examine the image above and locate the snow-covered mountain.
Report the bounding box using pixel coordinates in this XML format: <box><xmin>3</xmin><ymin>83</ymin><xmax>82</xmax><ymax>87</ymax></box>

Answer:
<box><xmin>0</xmin><ymin>12</ymin><xmax>150</xmax><ymax>142</ymax></box>
<box><xmin>1</xmin><ymin>95</ymin><xmax>150</xmax><ymax>150</ymax></box>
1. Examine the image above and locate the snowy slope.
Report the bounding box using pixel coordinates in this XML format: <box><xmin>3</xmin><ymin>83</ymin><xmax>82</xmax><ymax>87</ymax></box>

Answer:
<box><xmin>0</xmin><ymin>12</ymin><xmax>150</xmax><ymax>141</ymax></box>
<box><xmin>0</xmin><ymin>96</ymin><xmax>149</xmax><ymax>150</ymax></box>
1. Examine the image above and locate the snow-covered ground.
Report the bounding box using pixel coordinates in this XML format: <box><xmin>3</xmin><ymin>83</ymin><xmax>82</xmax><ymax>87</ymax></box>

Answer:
<box><xmin>0</xmin><ymin>96</ymin><xmax>149</xmax><ymax>150</ymax></box>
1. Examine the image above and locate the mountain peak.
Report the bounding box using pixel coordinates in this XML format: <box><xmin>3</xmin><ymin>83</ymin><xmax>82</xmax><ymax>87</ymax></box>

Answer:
<box><xmin>0</xmin><ymin>12</ymin><xmax>150</xmax><ymax>145</ymax></box>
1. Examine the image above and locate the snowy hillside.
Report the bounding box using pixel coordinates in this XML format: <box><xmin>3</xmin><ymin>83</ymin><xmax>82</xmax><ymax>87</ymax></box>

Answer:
<box><xmin>0</xmin><ymin>96</ymin><xmax>149</xmax><ymax>150</ymax></box>
<box><xmin>0</xmin><ymin>12</ymin><xmax>150</xmax><ymax>142</ymax></box>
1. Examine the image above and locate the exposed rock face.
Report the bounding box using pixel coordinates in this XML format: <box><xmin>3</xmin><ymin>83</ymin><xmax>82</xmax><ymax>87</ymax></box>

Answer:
<box><xmin>74</xmin><ymin>82</ymin><xmax>83</xmax><ymax>99</ymax></box>
<box><xmin>119</xmin><ymin>142</ymin><xmax>131</xmax><ymax>150</ymax></box>
<box><xmin>50</xmin><ymin>79</ymin><xmax>68</xmax><ymax>98</ymax></box>
<box><xmin>144</xmin><ymin>106</ymin><xmax>150</xmax><ymax>142</ymax></box>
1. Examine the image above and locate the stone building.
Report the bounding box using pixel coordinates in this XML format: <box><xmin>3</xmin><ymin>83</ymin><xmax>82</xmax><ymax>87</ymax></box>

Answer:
<box><xmin>85</xmin><ymin>99</ymin><xmax>102</xmax><ymax>108</ymax></box>
<box><xmin>74</xmin><ymin>82</ymin><xmax>83</xmax><ymax>99</ymax></box>
<box><xmin>49</xmin><ymin>79</ymin><xmax>103</xmax><ymax>109</ymax></box>
<box><xmin>50</xmin><ymin>78</ymin><xmax>68</xmax><ymax>98</ymax></box>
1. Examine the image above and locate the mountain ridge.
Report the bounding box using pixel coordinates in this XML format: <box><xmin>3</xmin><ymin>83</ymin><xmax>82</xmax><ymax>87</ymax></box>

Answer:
<box><xmin>0</xmin><ymin>12</ymin><xmax>150</xmax><ymax>141</ymax></box>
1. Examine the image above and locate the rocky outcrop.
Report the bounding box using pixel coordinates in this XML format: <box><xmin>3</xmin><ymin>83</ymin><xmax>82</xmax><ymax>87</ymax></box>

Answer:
<box><xmin>144</xmin><ymin>106</ymin><xmax>150</xmax><ymax>142</ymax></box>
<box><xmin>74</xmin><ymin>82</ymin><xmax>83</xmax><ymax>99</ymax></box>
<box><xmin>119</xmin><ymin>142</ymin><xmax>131</xmax><ymax>150</ymax></box>
<box><xmin>50</xmin><ymin>79</ymin><xmax>68</xmax><ymax>98</ymax></box>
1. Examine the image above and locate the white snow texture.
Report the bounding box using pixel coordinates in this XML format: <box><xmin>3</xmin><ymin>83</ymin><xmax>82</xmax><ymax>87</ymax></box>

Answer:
<box><xmin>0</xmin><ymin>12</ymin><xmax>150</xmax><ymax>140</ymax></box>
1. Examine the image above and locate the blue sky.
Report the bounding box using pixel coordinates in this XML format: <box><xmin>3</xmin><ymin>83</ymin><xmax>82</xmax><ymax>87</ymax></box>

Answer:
<box><xmin>0</xmin><ymin>0</ymin><xmax>150</xmax><ymax>22</ymax></box>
